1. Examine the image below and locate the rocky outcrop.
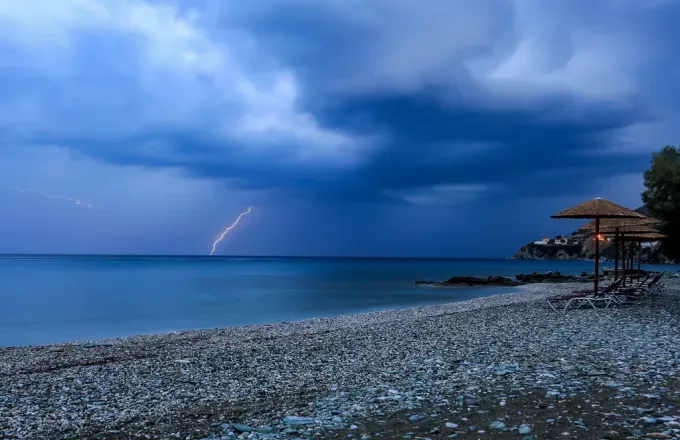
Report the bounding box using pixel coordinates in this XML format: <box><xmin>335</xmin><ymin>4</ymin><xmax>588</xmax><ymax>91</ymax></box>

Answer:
<box><xmin>415</xmin><ymin>272</ymin><xmax>595</xmax><ymax>287</ymax></box>
<box><xmin>416</xmin><ymin>276</ymin><xmax>521</xmax><ymax>287</ymax></box>
<box><xmin>512</xmin><ymin>243</ymin><xmax>584</xmax><ymax>261</ymax></box>
<box><xmin>602</xmin><ymin>268</ymin><xmax>650</xmax><ymax>278</ymax></box>
<box><xmin>515</xmin><ymin>271</ymin><xmax>593</xmax><ymax>283</ymax></box>
<box><xmin>513</xmin><ymin>240</ymin><xmax>673</xmax><ymax>263</ymax></box>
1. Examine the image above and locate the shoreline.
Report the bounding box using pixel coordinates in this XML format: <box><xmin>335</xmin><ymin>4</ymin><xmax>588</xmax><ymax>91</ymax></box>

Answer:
<box><xmin>1</xmin><ymin>284</ymin><xmax>528</xmax><ymax>350</ymax></box>
<box><xmin>3</xmin><ymin>284</ymin><xmax>534</xmax><ymax>350</ymax></box>
<box><xmin>2</xmin><ymin>280</ymin><xmax>680</xmax><ymax>439</ymax></box>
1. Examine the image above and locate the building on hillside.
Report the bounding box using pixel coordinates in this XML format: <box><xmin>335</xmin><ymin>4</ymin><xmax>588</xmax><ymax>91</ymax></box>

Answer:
<box><xmin>533</xmin><ymin>236</ymin><xmax>576</xmax><ymax>246</ymax></box>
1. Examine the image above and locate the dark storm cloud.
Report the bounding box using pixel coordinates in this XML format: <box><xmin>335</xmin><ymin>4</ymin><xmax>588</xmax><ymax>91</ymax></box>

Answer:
<box><xmin>1</xmin><ymin>0</ymin><xmax>679</xmax><ymax>206</ymax></box>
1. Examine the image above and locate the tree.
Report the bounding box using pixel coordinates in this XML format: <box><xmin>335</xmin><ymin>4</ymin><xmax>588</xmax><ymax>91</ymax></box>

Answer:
<box><xmin>642</xmin><ymin>145</ymin><xmax>680</xmax><ymax>262</ymax></box>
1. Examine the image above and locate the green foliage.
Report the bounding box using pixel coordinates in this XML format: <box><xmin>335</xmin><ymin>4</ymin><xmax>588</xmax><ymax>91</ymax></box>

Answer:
<box><xmin>642</xmin><ymin>145</ymin><xmax>680</xmax><ymax>261</ymax></box>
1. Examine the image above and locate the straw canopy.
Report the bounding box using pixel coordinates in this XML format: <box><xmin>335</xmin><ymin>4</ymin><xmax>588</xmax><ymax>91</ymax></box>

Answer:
<box><xmin>610</xmin><ymin>232</ymin><xmax>667</xmax><ymax>241</ymax></box>
<box><xmin>598</xmin><ymin>225</ymin><xmax>660</xmax><ymax>235</ymax></box>
<box><xmin>551</xmin><ymin>197</ymin><xmax>646</xmax><ymax>296</ymax></box>
<box><xmin>551</xmin><ymin>198</ymin><xmax>646</xmax><ymax>219</ymax></box>
<box><xmin>577</xmin><ymin>217</ymin><xmax>659</xmax><ymax>232</ymax></box>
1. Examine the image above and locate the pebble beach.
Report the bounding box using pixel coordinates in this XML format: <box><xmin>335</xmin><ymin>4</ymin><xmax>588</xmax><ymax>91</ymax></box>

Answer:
<box><xmin>2</xmin><ymin>279</ymin><xmax>680</xmax><ymax>440</ymax></box>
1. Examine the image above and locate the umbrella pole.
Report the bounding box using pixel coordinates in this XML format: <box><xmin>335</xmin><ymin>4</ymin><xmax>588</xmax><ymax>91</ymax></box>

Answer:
<box><xmin>614</xmin><ymin>229</ymin><xmax>619</xmax><ymax>282</ymax></box>
<box><xmin>628</xmin><ymin>242</ymin><xmax>633</xmax><ymax>281</ymax></box>
<box><xmin>594</xmin><ymin>218</ymin><xmax>600</xmax><ymax>295</ymax></box>
<box><xmin>638</xmin><ymin>241</ymin><xmax>642</xmax><ymax>279</ymax></box>
<box><xmin>630</xmin><ymin>243</ymin><xmax>635</xmax><ymax>280</ymax></box>
<box><xmin>622</xmin><ymin>242</ymin><xmax>627</xmax><ymax>287</ymax></box>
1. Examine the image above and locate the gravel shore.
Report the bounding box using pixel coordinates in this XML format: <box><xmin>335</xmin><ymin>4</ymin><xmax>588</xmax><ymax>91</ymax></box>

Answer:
<box><xmin>2</xmin><ymin>279</ymin><xmax>680</xmax><ymax>440</ymax></box>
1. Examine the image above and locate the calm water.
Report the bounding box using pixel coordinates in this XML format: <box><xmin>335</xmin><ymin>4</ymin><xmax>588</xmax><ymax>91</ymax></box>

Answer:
<box><xmin>1</xmin><ymin>256</ymin><xmax>678</xmax><ymax>347</ymax></box>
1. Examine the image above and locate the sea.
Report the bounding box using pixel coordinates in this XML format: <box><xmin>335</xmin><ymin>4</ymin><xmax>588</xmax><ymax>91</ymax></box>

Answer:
<box><xmin>1</xmin><ymin>255</ymin><xmax>678</xmax><ymax>347</ymax></box>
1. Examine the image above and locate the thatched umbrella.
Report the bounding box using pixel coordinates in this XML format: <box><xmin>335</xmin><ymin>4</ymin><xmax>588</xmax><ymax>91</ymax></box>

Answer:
<box><xmin>578</xmin><ymin>217</ymin><xmax>659</xmax><ymax>230</ymax></box>
<box><xmin>552</xmin><ymin>198</ymin><xmax>646</xmax><ymax>294</ymax></box>
<box><xmin>611</xmin><ymin>232</ymin><xmax>667</xmax><ymax>240</ymax></box>
<box><xmin>579</xmin><ymin>220</ymin><xmax>660</xmax><ymax>283</ymax></box>
<box><xmin>596</xmin><ymin>225</ymin><xmax>660</xmax><ymax>284</ymax></box>
<box><xmin>604</xmin><ymin>231</ymin><xmax>666</xmax><ymax>281</ymax></box>
<box><xmin>578</xmin><ymin>218</ymin><xmax>659</xmax><ymax>233</ymax></box>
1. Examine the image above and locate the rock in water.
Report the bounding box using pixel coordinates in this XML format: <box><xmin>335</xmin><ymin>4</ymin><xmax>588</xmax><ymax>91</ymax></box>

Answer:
<box><xmin>443</xmin><ymin>276</ymin><xmax>520</xmax><ymax>287</ymax></box>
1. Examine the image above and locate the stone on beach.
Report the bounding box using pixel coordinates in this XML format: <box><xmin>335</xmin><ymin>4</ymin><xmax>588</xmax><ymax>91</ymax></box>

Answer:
<box><xmin>232</xmin><ymin>424</ymin><xmax>254</xmax><ymax>433</ymax></box>
<box><xmin>282</xmin><ymin>416</ymin><xmax>316</xmax><ymax>426</ymax></box>
<box><xmin>518</xmin><ymin>424</ymin><xmax>532</xmax><ymax>434</ymax></box>
<box><xmin>488</xmin><ymin>420</ymin><xmax>506</xmax><ymax>429</ymax></box>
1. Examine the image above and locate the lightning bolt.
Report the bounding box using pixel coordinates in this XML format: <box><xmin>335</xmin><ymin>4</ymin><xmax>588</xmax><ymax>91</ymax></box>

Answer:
<box><xmin>210</xmin><ymin>207</ymin><xmax>253</xmax><ymax>256</ymax></box>
<box><xmin>0</xmin><ymin>185</ymin><xmax>93</xmax><ymax>208</ymax></box>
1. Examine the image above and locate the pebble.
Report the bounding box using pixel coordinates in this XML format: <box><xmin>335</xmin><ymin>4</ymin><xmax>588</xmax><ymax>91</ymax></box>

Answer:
<box><xmin>282</xmin><ymin>416</ymin><xmax>315</xmax><ymax>427</ymax></box>
<box><xmin>489</xmin><ymin>421</ymin><xmax>506</xmax><ymax>430</ymax></box>
<box><xmin>232</xmin><ymin>424</ymin><xmax>254</xmax><ymax>433</ymax></box>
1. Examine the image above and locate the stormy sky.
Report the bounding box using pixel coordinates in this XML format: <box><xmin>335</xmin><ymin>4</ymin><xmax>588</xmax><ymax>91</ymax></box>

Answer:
<box><xmin>0</xmin><ymin>0</ymin><xmax>677</xmax><ymax>257</ymax></box>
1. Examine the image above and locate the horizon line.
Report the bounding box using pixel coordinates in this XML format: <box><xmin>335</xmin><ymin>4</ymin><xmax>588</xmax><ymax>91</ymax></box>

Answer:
<box><xmin>0</xmin><ymin>253</ymin><xmax>511</xmax><ymax>261</ymax></box>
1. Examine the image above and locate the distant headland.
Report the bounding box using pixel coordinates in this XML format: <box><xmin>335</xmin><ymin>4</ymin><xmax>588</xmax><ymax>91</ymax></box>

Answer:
<box><xmin>511</xmin><ymin>205</ymin><xmax>674</xmax><ymax>264</ymax></box>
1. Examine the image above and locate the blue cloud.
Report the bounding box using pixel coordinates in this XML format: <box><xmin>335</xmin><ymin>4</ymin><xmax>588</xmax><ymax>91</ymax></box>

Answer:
<box><xmin>1</xmin><ymin>0</ymin><xmax>679</xmax><ymax>210</ymax></box>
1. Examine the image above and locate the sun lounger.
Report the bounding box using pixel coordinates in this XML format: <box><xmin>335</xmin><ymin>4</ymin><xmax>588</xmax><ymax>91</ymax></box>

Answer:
<box><xmin>632</xmin><ymin>273</ymin><xmax>653</xmax><ymax>287</ymax></box>
<box><xmin>571</xmin><ymin>279</ymin><xmax>623</xmax><ymax>296</ymax></box>
<box><xmin>649</xmin><ymin>272</ymin><xmax>666</xmax><ymax>294</ymax></box>
<box><xmin>645</xmin><ymin>271</ymin><xmax>665</xmax><ymax>293</ymax></box>
<box><xmin>608</xmin><ymin>275</ymin><xmax>652</xmax><ymax>303</ymax></box>
<box><xmin>620</xmin><ymin>272</ymin><xmax>662</xmax><ymax>292</ymax></box>
<box><xmin>547</xmin><ymin>293</ymin><xmax>613</xmax><ymax>311</ymax></box>
<box><xmin>547</xmin><ymin>279</ymin><xmax>623</xmax><ymax>311</ymax></box>
<box><xmin>613</xmin><ymin>273</ymin><xmax>664</xmax><ymax>303</ymax></box>
<box><xmin>619</xmin><ymin>272</ymin><xmax>653</xmax><ymax>290</ymax></box>
<box><xmin>546</xmin><ymin>288</ymin><xmax>617</xmax><ymax>312</ymax></box>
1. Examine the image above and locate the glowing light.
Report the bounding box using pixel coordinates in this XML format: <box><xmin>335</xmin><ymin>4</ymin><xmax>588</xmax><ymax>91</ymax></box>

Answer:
<box><xmin>210</xmin><ymin>207</ymin><xmax>253</xmax><ymax>256</ymax></box>
<box><xmin>0</xmin><ymin>185</ymin><xmax>93</xmax><ymax>208</ymax></box>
